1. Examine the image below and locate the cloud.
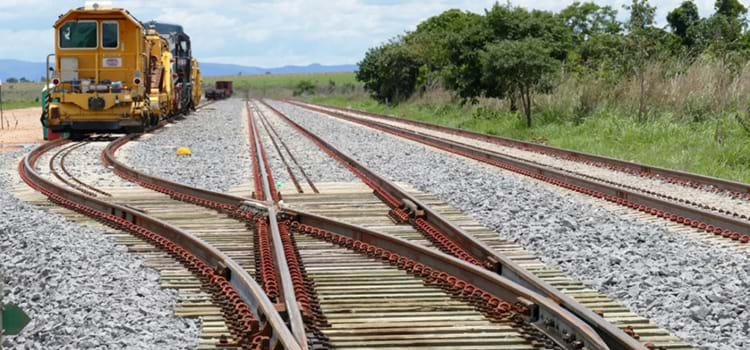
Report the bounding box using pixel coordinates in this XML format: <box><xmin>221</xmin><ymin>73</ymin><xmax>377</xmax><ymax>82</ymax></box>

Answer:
<box><xmin>0</xmin><ymin>0</ymin><xmax>726</xmax><ymax>67</ymax></box>
<box><xmin>0</xmin><ymin>29</ymin><xmax>53</xmax><ymax>62</ymax></box>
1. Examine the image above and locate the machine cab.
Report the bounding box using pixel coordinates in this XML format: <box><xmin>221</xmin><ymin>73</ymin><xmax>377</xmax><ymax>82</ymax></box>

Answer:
<box><xmin>45</xmin><ymin>1</ymin><xmax>147</xmax><ymax>133</ymax></box>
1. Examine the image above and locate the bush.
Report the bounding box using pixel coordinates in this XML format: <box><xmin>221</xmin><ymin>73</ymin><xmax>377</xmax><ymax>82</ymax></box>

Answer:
<box><xmin>356</xmin><ymin>41</ymin><xmax>421</xmax><ymax>104</ymax></box>
<box><xmin>292</xmin><ymin>80</ymin><xmax>316</xmax><ymax>97</ymax></box>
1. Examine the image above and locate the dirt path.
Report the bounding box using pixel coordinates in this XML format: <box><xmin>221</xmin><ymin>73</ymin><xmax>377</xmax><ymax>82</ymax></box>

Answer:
<box><xmin>0</xmin><ymin>107</ymin><xmax>43</xmax><ymax>151</ymax></box>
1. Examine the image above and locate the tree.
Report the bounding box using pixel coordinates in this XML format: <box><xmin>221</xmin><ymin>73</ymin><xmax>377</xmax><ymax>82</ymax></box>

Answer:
<box><xmin>406</xmin><ymin>9</ymin><xmax>481</xmax><ymax>71</ymax></box>
<box><xmin>579</xmin><ymin>32</ymin><xmax>626</xmax><ymax>72</ymax></box>
<box><xmin>625</xmin><ymin>0</ymin><xmax>656</xmax><ymax>31</ymax></box>
<box><xmin>484</xmin><ymin>4</ymin><xmax>572</xmax><ymax>60</ymax></box>
<box><xmin>445</xmin><ymin>3</ymin><xmax>570</xmax><ymax>102</ymax></box>
<box><xmin>443</xmin><ymin>15</ymin><xmax>491</xmax><ymax>101</ymax></box>
<box><xmin>699</xmin><ymin>0</ymin><xmax>749</xmax><ymax>58</ymax></box>
<box><xmin>404</xmin><ymin>9</ymin><xmax>482</xmax><ymax>90</ymax></box>
<box><xmin>292</xmin><ymin>80</ymin><xmax>315</xmax><ymax>96</ymax></box>
<box><xmin>356</xmin><ymin>41</ymin><xmax>421</xmax><ymax>104</ymax></box>
<box><xmin>715</xmin><ymin>0</ymin><xmax>748</xmax><ymax>18</ymax></box>
<box><xmin>667</xmin><ymin>1</ymin><xmax>701</xmax><ymax>47</ymax></box>
<box><xmin>19</xmin><ymin>77</ymin><xmax>29</xmax><ymax>83</ymax></box>
<box><xmin>560</xmin><ymin>2</ymin><xmax>621</xmax><ymax>45</ymax></box>
<box><xmin>480</xmin><ymin>38</ymin><xmax>557</xmax><ymax>127</ymax></box>
<box><xmin>5</xmin><ymin>77</ymin><xmax>18</xmax><ymax>83</ymax></box>
<box><xmin>624</xmin><ymin>0</ymin><xmax>657</xmax><ymax>122</ymax></box>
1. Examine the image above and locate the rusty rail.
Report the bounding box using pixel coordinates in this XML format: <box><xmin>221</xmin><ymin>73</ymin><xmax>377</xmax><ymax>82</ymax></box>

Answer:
<box><xmin>260</xmin><ymin>99</ymin><xmax>645</xmax><ymax>350</ymax></box>
<box><xmin>287</xmin><ymin>101</ymin><xmax>750</xmax><ymax>244</ymax></box>
<box><xmin>294</xmin><ymin>100</ymin><xmax>750</xmax><ymax>199</ymax></box>
<box><xmin>90</xmin><ymin>99</ymin><xmax>649</xmax><ymax>349</ymax></box>
<box><xmin>21</xmin><ymin>139</ymin><xmax>301</xmax><ymax>350</ymax></box>
<box><xmin>279</xmin><ymin>209</ymin><xmax>616</xmax><ymax>350</ymax></box>
<box><xmin>255</xmin><ymin>102</ymin><xmax>318</xmax><ymax>194</ymax></box>
<box><xmin>247</xmin><ymin>102</ymin><xmax>309</xmax><ymax>349</ymax></box>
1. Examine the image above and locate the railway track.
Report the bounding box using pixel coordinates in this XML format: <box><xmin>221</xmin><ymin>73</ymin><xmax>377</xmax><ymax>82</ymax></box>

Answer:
<box><xmin>18</xmin><ymin>135</ymin><xmax>299</xmax><ymax>347</ymax></box>
<box><xmin>250</xmin><ymin>100</ymin><xmax>693</xmax><ymax>349</ymax></box>
<box><xmin>285</xmin><ymin>100</ymin><xmax>750</xmax><ymax>246</ymax></box>
<box><xmin>13</xmin><ymin>98</ymin><xmax>702</xmax><ymax>349</ymax></box>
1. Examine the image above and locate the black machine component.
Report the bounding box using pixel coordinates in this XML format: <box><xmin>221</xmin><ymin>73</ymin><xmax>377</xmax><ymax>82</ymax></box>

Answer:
<box><xmin>88</xmin><ymin>97</ymin><xmax>106</xmax><ymax>110</ymax></box>
<box><xmin>146</xmin><ymin>21</ymin><xmax>194</xmax><ymax>113</ymax></box>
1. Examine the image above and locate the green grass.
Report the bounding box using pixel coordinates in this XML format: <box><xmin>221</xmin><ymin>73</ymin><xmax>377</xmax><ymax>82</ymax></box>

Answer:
<box><xmin>0</xmin><ymin>82</ymin><xmax>43</xmax><ymax>110</ymax></box>
<box><xmin>0</xmin><ymin>100</ymin><xmax>39</xmax><ymax>110</ymax></box>
<box><xmin>309</xmin><ymin>94</ymin><xmax>750</xmax><ymax>184</ymax></box>
<box><xmin>204</xmin><ymin>72</ymin><xmax>359</xmax><ymax>97</ymax></box>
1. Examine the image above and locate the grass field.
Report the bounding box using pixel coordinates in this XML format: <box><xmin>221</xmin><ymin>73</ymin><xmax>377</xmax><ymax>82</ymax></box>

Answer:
<box><xmin>310</xmin><ymin>94</ymin><xmax>750</xmax><ymax>184</ymax></box>
<box><xmin>204</xmin><ymin>72</ymin><xmax>359</xmax><ymax>97</ymax></box>
<box><xmin>0</xmin><ymin>82</ymin><xmax>42</xmax><ymax>110</ymax></box>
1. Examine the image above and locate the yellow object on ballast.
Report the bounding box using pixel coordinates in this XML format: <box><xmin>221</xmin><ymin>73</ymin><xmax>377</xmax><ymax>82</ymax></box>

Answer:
<box><xmin>176</xmin><ymin>147</ymin><xmax>192</xmax><ymax>156</ymax></box>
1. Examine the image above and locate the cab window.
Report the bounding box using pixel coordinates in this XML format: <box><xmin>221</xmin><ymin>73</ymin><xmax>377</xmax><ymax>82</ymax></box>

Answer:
<box><xmin>59</xmin><ymin>21</ymin><xmax>97</xmax><ymax>48</ymax></box>
<box><xmin>102</xmin><ymin>22</ymin><xmax>119</xmax><ymax>48</ymax></box>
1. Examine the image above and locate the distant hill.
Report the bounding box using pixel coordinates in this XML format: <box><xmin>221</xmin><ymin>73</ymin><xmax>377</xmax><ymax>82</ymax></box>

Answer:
<box><xmin>0</xmin><ymin>60</ymin><xmax>46</xmax><ymax>82</ymax></box>
<box><xmin>0</xmin><ymin>59</ymin><xmax>356</xmax><ymax>81</ymax></box>
<box><xmin>200</xmin><ymin>63</ymin><xmax>357</xmax><ymax>76</ymax></box>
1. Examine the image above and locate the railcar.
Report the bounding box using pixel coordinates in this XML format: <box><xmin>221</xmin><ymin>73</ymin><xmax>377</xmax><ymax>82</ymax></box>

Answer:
<box><xmin>205</xmin><ymin>81</ymin><xmax>233</xmax><ymax>100</ymax></box>
<box><xmin>145</xmin><ymin>21</ymin><xmax>201</xmax><ymax>113</ymax></box>
<box><xmin>42</xmin><ymin>2</ymin><xmax>201</xmax><ymax>135</ymax></box>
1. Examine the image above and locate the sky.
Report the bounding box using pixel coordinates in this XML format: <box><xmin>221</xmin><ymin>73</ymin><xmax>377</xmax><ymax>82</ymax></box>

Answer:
<box><xmin>0</xmin><ymin>0</ymin><xmax>720</xmax><ymax>67</ymax></box>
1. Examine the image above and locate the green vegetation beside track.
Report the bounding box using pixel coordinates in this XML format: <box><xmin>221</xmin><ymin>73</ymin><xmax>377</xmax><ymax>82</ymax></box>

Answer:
<box><xmin>0</xmin><ymin>82</ymin><xmax>42</xmax><ymax>110</ymax></box>
<box><xmin>309</xmin><ymin>94</ymin><xmax>750</xmax><ymax>184</ymax></box>
<box><xmin>205</xmin><ymin>72</ymin><xmax>359</xmax><ymax>98</ymax></box>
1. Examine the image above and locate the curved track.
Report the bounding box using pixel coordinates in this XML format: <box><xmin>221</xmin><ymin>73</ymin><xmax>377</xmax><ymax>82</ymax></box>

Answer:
<box><xmin>286</xmin><ymin>100</ymin><xmax>750</xmax><ymax>246</ymax></box>
<box><xmin>17</xmin><ymin>99</ymin><xmax>688</xmax><ymax>349</ymax></box>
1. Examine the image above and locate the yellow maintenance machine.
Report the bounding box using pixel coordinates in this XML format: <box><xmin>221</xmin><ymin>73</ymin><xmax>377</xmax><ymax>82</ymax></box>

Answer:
<box><xmin>42</xmin><ymin>2</ymin><xmax>201</xmax><ymax>135</ymax></box>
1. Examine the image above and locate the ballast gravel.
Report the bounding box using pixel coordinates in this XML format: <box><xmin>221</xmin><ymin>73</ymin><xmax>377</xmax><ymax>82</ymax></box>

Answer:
<box><xmin>304</xmin><ymin>102</ymin><xmax>750</xmax><ymax>218</ymax></box>
<box><xmin>254</xmin><ymin>102</ymin><xmax>355</xmax><ymax>186</ymax></box>
<box><xmin>0</xmin><ymin>148</ymin><xmax>199</xmax><ymax>349</ymax></box>
<box><xmin>270</xmin><ymin>101</ymin><xmax>750</xmax><ymax>350</ymax></box>
<box><xmin>120</xmin><ymin>99</ymin><xmax>252</xmax><ymax>192</ymax></box>
<box><xmin>41</xmin><ymin>141</ymin><xmax>136</xmax><ymax>190</ymax></box>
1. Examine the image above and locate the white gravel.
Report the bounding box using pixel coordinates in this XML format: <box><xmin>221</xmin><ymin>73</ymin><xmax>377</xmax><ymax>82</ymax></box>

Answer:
<box><xmin>270</xmin><ymin>100</ymin><xmax>750</xmax><ymax>350</ymax></box>
<box><xmin>120</xmin><ymin>99</ymin><xmax>252</xmax><ymax>192</ymax></box>
<box><xmin>254</xmin><ymin>102</ymin><xmax>355</xmax><ymax>186</ymax></box>
<box><xmin>1</xmin><ymin>147</ymin><xmax>199</xmax><ymax>349</ymax></box>
<box><xmin>49</xmin><ymin>141</ymin><xmax>136</xmax><ymax>191</ymax></box>
<box><xmin>302</xmin><ymin>102</ymin><xmax>750</xmax><ymax>219</ymax></box>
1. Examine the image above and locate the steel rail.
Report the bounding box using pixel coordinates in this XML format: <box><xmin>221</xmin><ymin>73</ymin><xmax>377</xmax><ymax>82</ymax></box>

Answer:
<box><xmin>279</xmin><ymin>208</ymin><xmax>615</xmax><ymax>350</ymax></box>
<box><xmin>100</xmin><ymin>100</ymin><xmax>626</xmax><ymax>349</ymax></box>
<box><xmin>102</xmin><ymin>134</ymin><xmax>248</xmax><ymax>209</ymax></box>
<box><xmin>94</xmin><ymin>99</ymin><xmax>640</xmax><ymax>349</ymax></box>
<box><xmin>294</xmin><ymin>100</ymin><xmax>750</xmax><ymax>198</ymax></box>
<box><xmin>59</xmin><ymin>140</ymin><xmax>112</xmax><ymax>197</ymax></box>
<box><xmin>294</xmin><ymin>102</ymin><xmax>749</xmax><ymax>224</ymax></box>
<box><xmin>254</xmin><ymin>102</ymin><xmax>319</xmax><ymax>194</ymax></box>
<box><xmin>48</xmin><ymin>141</ymin><xmax>101</xmax><ymax>197</ymax></box>
<box><xmin>254</xmin><ymin>103</ymin><xmax>304</xmax><ymax>193</ymax></box>
<box><xmin>286</xmin><ymin>101</ymin><xmax>750</xmax><ymax>243</ymax></box>
<box><xmin>260</xmin><ymin>100</ymin><xmax>645</xmax><ymax>350</ymax></box>
<box><xmin>247</xmin><ymin>103</ymin><xmax>309</xmax><ymax>349</ymax></box>
<box><xmin>21</xmin><ymin>140</ymin><xmax>302</xmax><ymax>350</ymax></box>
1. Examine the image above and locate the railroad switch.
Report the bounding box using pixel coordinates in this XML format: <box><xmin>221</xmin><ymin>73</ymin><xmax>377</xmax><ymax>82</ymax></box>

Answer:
<box><xmin>400</xmin><ymin>198</ymin><xmax>424</xmax><ymax>218</ymax></box>
<box><xmin>239</xmin><ymin>200</ymin><xmax>269</xmax><ymax>217</ymax></box>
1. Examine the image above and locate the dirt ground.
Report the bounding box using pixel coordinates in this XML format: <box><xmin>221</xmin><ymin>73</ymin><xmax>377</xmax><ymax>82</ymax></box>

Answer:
<box><xmin>0</xmin><ymin>107</ymin><xmax>43</xmax><ymax>152</ymax></box>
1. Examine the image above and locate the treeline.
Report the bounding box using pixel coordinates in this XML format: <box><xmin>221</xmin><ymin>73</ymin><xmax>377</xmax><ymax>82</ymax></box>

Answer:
<box><xmin>2</xmin><ymin>77</ymin><xmax>36</xmax><ymax>83</ymax></box>
<box><xmin>356</xmin><ymin>0</ymin><xmax>750</xmax><ymax>127</ymax></box>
